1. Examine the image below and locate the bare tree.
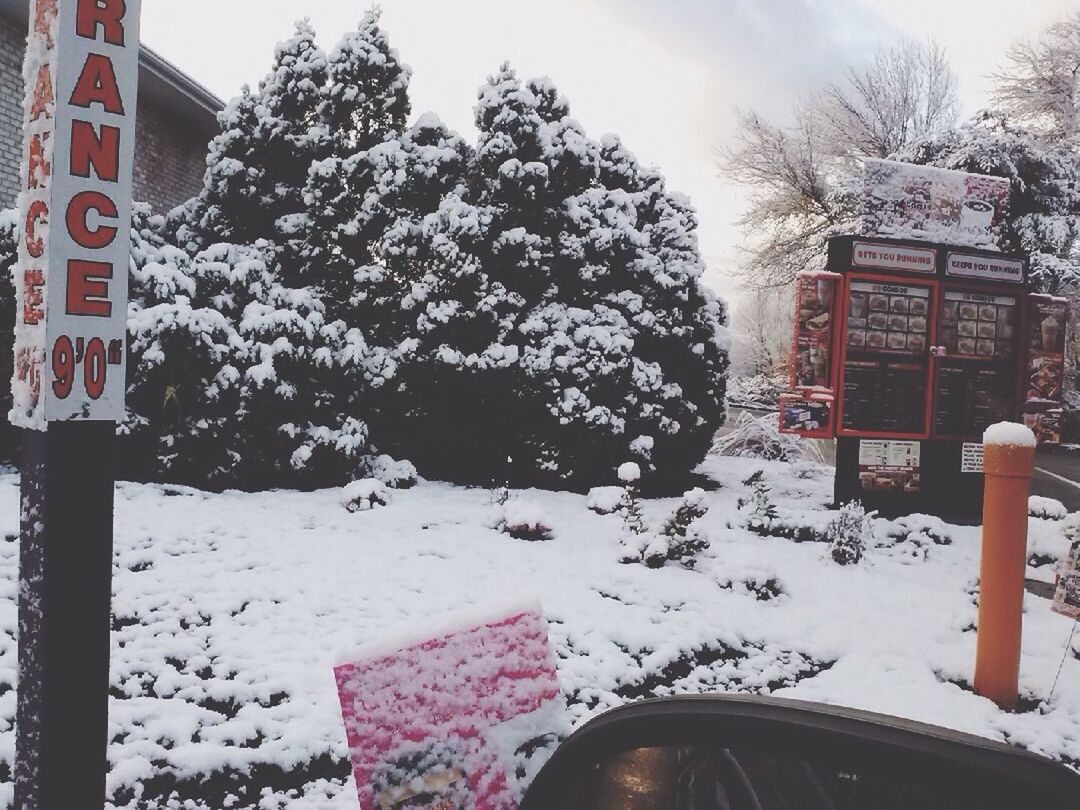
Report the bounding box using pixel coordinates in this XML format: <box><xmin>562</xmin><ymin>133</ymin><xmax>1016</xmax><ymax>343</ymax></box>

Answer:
<box><xmin>730</xmin><ymin>287</ymin><xmax>793</xmax><ymax>378</ymax></box>
<box><xmin>720</xmin><ymin>38</ymin><xmax>959</xmax><ymax>288</ymax></box>
<box><xmin>722</xmin><ymin>108</ymin><xmax>856</xmax><ymax>288</ymax></box>
<box><xmin>992</xmin><ymin>11</ymin><xmax>1080</xmax><ymax>140</ymax></box>
<box><xmin>816</xmin><ymin>39</ymin><xmax>959</xmax><ymax>160</ymax></box>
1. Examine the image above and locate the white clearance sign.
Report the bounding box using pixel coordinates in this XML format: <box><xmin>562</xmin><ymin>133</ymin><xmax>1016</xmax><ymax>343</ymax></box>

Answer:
<box><xmin>12</xmin><ymin>0</ymin><xmax>140</xmax><ymax>428</ymax></box>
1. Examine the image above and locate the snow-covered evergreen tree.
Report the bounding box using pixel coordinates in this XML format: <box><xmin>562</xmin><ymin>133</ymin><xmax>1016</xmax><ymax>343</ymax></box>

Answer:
<box><xmin>320</xmin><ymin>7</ymin><xmax>411</xmax><ymax>158</ymax></box>
<box><xmin>124</xmin><ymin>207</ymin><xmax>248</xmax><ymax>485</ymax></box>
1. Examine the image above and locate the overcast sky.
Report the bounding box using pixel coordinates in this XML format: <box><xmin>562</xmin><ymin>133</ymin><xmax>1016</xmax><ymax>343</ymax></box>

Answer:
<box><xmin>141</xmin><ymin>0</ymin><xmax>1078</xmax><ymax>299</ymax></box>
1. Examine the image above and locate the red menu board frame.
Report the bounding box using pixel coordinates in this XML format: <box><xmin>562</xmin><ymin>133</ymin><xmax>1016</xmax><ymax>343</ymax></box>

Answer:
<box><xmin>835</xmin><ymin>273</ymin><xmax>939</xmax><ymax>440</ymax></box>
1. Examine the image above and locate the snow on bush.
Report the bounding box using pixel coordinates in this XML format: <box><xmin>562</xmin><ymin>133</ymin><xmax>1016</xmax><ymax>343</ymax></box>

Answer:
<box><xmin>495</xmin><ymin>501</ymin><xmax>554</xmax><ymax>542</ymax></box>
<box><xmin>363</xmin><ymin>454</ymin><xmax>418</xmax><ymax>489</ymax></box>
<box><xmin>342</xmin><ymin>479</ymin><xmax>392</xmax><ymax>512</ymax></box>
<box><xmin>878</xmin><ymin>513</ymin><xmax>953</xmax><ymax>561</ymax></box>
<box><xmin>1065</xmin><ymin>512</ymin><xmax>1080</xmax><ymax>545</ymax></box>
<box><xmin>715</xmin><ymin>411</ymin><xmax>819</xmax><ymax>463</ymax></box>
<box><xmin>586</xmin><ymin>486</ymin><xmax>624</xmax><ymax>515</ymax></box>
<box><xmin>726</xmin><ymin>373</ymin><xmax>787</xmax><ymax>410</ymax></box>
<box><xmin>1029</xmin><ymin>495</ymin><xmax>1067</xmax><ymax>520</ymax></box>
<box><xmin>827</xmin><ymin>502</ymin><xmax>875</xmax><ymax>566</ymax></box>
<box><xmin>617</xmin><ymin>462</ymin><xmax>641</xmax><ymax>484</ymax></box>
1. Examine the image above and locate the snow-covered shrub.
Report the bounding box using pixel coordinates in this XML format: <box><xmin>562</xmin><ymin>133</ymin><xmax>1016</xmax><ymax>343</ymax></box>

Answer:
<box><xmin>715</xmin><ymin>411</ymin><xmax>817</xmax><ymax>463</ymax></box>
<box><xmin>1065</xmin><ymin>512</ymin><xmax>1080</xmax><ymax>546</ymax></box>
<box><xmin>363</xmin><ymin>65</ymin><xmax>729</xmax><ymax>489</ymax></box>
<box><xmin>877</xmin><ymin>513</ymin><xmax>952</xmax><ymax>561</ymax></box>
<box><xmin>726</xmin><ymin>373</ymin><xmax>787</xmax><ymax>410</ymax></box>
<box><xmin>362</xmin><ymin>454</ymin><xmax>418</xmax><ymax>489</ymax></box>
<box><xmin>1029</xmin><ymin>496</ymin><xmax>1067</xmax><ymax>520</ymax></box>
<box><xmin>827</xmin><ymin>502</ymin><xmax>875</xmax><ymax>566</ymax></box>
<box><xmin>740</xmin><ymin>471</ymin><xmax>778</xmax><ymax>533</ymax></box>
<box><xmin>764</xmin><ymin>514</ymin><xmax>831</xmax><ymax>543</ymax></box>
<box><xmin>342</xmin><ymin>479</ymin><xmax>392</xmax><ymax>512</ymax></box>
<box><xmin>587</xmin><ymin>486</ymin><xmax>624</xmax><ymax>515</ymax></box>
<box><xmin>496</xmin><ymin>501</ymin><xmax>554</xmax><ymax>542</ymax></box>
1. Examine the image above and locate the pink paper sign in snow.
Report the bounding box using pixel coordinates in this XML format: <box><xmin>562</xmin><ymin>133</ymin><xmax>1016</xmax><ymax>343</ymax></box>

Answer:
<box><xmin>334</xmin><ymin>603</ymin><xmax>564</xmax><ymax>809</ymax></box>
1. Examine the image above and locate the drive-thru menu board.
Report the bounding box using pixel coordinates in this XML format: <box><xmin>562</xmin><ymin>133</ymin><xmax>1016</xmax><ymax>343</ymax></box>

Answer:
<box><xmin>841</xmin><ymin>279</ymin><xmax>932</xmax><ymax>435</ymax></box>
<box><xmin>933</xmin><ymin>291</ymin><xmax>1019</xmax><ymax>439</ymax></box>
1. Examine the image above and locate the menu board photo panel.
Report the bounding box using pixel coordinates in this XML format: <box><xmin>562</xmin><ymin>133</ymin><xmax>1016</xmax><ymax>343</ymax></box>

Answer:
<box><xmin>792</xmin><ymin>272</ymin><xmax>840</xmax><ymax>389</ymax></box>
<box><xmin>846</xmin><ymin>280</ymin><xmax>931</xmax><ymax>355</ymax></box>
<box><xmin>1023</xmin><ymin>295</ymin><xmax>1068</xmax><ymax>444</ymax></box>
<box><xmin>938</xmin><ymin>291</ymin><xmax>1016</xmax><ymax>361</ymax></box>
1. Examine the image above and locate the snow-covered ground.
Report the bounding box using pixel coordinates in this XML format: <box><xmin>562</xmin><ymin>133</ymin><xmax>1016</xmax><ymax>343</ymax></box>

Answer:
<box><xmin>0</xmin><ymin>454</ymin><xmax>1076</xmax><ymax>808</ymax></box>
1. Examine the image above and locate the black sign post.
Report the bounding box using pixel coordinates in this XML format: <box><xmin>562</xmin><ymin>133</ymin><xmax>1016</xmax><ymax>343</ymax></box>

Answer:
<box><xmin>17</xmin><ymin>423</ymin><xmax>115</xmax><ymax>807</ymax></box>
<box><xmin>12</xmin><ymin>1</ymin><xmax>142</xmax><ymax>806</ymax></box>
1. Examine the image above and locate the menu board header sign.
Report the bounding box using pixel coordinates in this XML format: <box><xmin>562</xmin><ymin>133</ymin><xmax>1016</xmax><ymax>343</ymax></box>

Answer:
<box><xmin>852</xmin><ymin>241</ymin><xmax>937</xmax><ymax>274</ymax></box>
<box><xmin>946</xmin><ymin>253</ymin><xmax>1024</xmax><ymax>284</ymax></box>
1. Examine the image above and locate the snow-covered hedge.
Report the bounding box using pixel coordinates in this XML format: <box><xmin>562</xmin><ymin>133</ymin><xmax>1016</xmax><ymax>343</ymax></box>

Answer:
<box><xmin>0</xmin><ymin>14</ymin><xmax>730</xmax><ymax>493</ymax></box>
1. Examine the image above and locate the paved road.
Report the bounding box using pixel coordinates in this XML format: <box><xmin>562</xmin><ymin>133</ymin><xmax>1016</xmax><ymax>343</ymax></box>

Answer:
<box><xmin>1032</xmin><ymin>447</ymin><xmax>1080</xmax><ymax>512</ymax></box>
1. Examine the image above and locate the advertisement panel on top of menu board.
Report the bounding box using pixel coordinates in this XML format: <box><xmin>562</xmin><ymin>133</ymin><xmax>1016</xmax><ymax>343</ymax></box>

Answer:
<box><xmin>791</xmin><ymin>272</ymin><xmax>840</xmax><ymax>390</ymax></box>
<box><xmin>1023</xmin><ymin>295</ymin><xmax>1068</xmax><ymax>444</ymax></box>
<box><xmin>862</xmin><ymin>159</ymin><xmax>1010</xmax><ymax>252</ymax></box>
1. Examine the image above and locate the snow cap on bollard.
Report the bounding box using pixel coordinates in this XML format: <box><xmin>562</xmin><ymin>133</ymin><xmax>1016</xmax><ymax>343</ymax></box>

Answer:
<box><xmin>982</xmin><ymin>422</ymin><xmax>1036</xmax><ymax>478</ymax></box>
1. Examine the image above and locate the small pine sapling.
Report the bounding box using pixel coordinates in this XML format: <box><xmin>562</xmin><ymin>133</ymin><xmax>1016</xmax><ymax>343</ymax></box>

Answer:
<box><xmin>643</xmin><ymin>488</ymin><xmax>711</xmax><ymax>569</ymax></box>
<box><xmin>827</xmin><ymin>501</ymin><xmax>875</xmax><ymax>565</ymax></box>
<box><xmin>617</xmin><ymin>462</ymin><xmax>651</xmax><ymax>562</ymax></box>
<box><xmin>741</xmin><ymin>471</ymin><xmax>778</xmax><ymax>533</ymax></box>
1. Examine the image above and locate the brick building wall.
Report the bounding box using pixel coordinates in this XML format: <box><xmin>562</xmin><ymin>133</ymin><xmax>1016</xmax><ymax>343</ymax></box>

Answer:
<box><xmin>132</xmin><ymin>95</ymin><xmax>209</xmax><ymax>213</ymax></box>
<box><xmin>0</xmin><ymin>14</ymin><xmax>212</xmax><ymax>214</ymax></box>
<box><xmin>0</xmin><ymin>15</ymin><xmax>23</xmax><ymax>209</ymax></box>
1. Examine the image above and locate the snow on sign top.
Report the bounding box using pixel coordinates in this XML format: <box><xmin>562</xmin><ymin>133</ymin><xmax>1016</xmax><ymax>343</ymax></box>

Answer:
<box><xmin>862</xmin><ymin>159</ymin><xmax>1010</xmax><ymax>252</ymax></box>
<box><xmin>334</xmin><ymin>603</ymin><xmax>565</xmax><ymax>809</ymax></box>
<box><xmin>983</xmin><ymin>422</ymin><xmax>1036</xmax><ymax>448</ymax></box>
<box><xmin>12</xmin><ymin>0</ymin><xmax>141</xmax><ymax>429</ymax></box>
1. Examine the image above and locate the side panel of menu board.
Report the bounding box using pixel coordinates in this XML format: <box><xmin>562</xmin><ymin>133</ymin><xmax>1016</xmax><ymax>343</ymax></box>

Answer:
<box><xmin>1023</xmin><ymin>295</ymin><xmax>1068</xmax><ymax>444</ymax></box>
<box><xmin>839</xmin><ymin>277</ymin><xmax>933</xmax><ymax>437</ymax></box>
<box><xmin>791</xmin><ymin>273</ymin><xmax>840</xmax><ymax>389</ymax></box>
<box><xmin>933</xmin><ymin>290</ymin><xmax>1019</xmax><ymax>440</ymax></box>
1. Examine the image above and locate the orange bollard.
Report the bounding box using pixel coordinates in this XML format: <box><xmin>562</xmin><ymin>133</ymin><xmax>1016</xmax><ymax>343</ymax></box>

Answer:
<box><xmin>974</xmin><ymin>424</ymin><xmax>1036</xmax><ymax>711</ymax></box>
